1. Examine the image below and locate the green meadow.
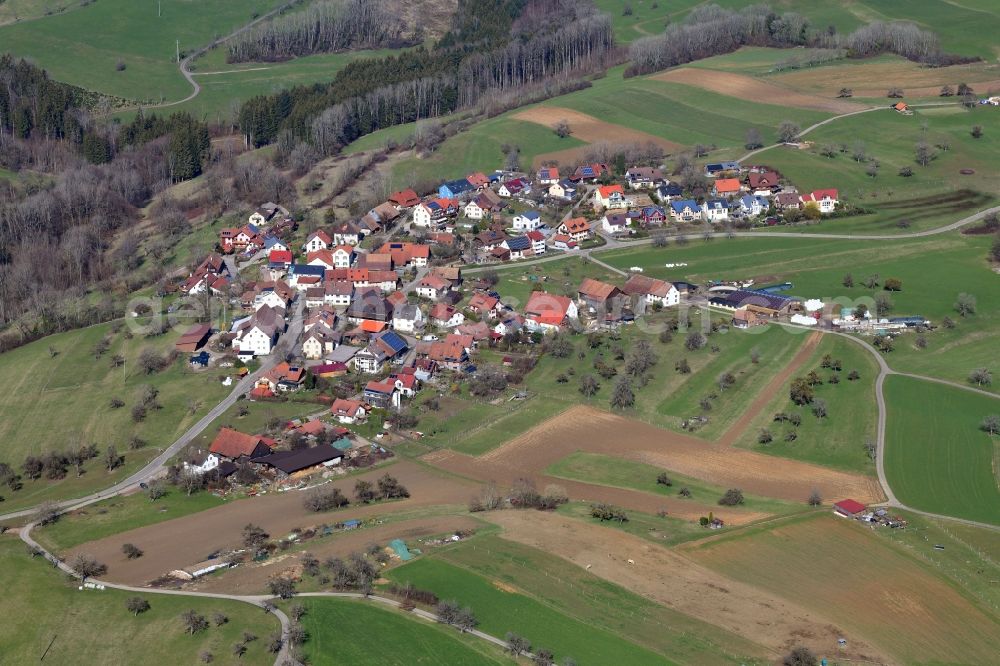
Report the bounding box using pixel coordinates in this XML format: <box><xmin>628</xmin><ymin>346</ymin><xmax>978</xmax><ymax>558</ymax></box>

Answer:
<box><xmin>0</xmin><ymin>0</ymin><xmax>286</xmax><ymax>102</ymax></box>
<box><xmin>0</xmin><ymin>539</ymin><xmax>276</xmax><ymax>665</ymax></box>
<box><xmin>883</xmin><ymin>375</ymin><xmax>1000</xmax><ymax>525</ymax></box>
<box><xmin>0</xmin><ymin>321</ymin><xmax>230</xmax><ymax>511</ymax></box>
<box><xmin>732</xmin><ymin>335</ymin><xmax>880</xmax><ymax>473</ymax></box>
<box><xmin>291</xmin><ymin>597</ymin><xmax>509</xmax><ymax>665</ymax></box>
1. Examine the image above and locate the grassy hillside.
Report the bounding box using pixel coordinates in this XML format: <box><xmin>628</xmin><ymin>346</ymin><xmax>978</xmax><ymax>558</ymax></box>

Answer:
<box><xmin>0</xmin><ymin>320</ymin><xmax>230</xmax><ymax>511</ymax></box>
<box><xmin>291</xmin><ymin>597</ymin><xmax>510</xmax><ymax>665</ymax></box>
<box><xmin>883</xmin><ymin>375</ymin><xmax>1000</xmax><ymax>525</ymax></box>
<box><xmin>0</xmin><ymin>0</ymin><xmax>286</xmax><ymax>102</ymax></box>
<box><xmin>0</xmin><ymin>538</ymin><xmax>276</xmax><ymax>665</ymax></box>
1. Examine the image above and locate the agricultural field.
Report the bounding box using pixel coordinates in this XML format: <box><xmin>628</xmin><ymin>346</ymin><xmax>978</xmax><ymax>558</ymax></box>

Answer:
<box><xmin>0</xmin><ymin>538</ymin><xmax>277</xmax><ymax>665</ymax></box>
<box><xmin>387</xmin><ymin>550</ymin><xmax>694</xmax><ymax>664</ymax></box>
<box><xmin>0</xmin><ymin>0</ymin><xmax>287</xmax><ymax>103</ymax></box>
<box><xmin>732</xmin><ymin>335</ymin><xmax>880</xmax><ymax>473</ymax></box>
<box><xmin>596</xmin><ymin>232</ymin><xmax>1000</xmax><ymax>388</ymax></box>
<box><xmin>883</xmin><ymin>375</ymin><xmax>1000</xmax><ymax>525</ymax></box>
<box><xmin>0</xmin><ymin>321</ymin><xmax>231</xmax><ymax>512</ymax></box>
<box><xmin>290</xmin><ymin>597</ymin><xmax>510</xmax><ymax>665</ymax></box>
<box><xmin>545</xmin><ymin>452</ymin><xmax>803</xmax><ymax>516</ymax></box>
<box><xmin>683</xmin><ymin>512</ymin><xmax>1000</xmax><ymax>664</ymax></box>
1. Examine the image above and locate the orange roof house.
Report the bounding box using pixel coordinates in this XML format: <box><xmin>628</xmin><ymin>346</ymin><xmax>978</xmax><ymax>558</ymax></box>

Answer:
<box><xmin>388</xmin><ymin>189</ymin><xmax>421</xmax><ymax>208</ymax></box>
<box><xmin>713</xmin><ymin>178</ymin><xmax>741</xmax><ymax>196</ymax></box>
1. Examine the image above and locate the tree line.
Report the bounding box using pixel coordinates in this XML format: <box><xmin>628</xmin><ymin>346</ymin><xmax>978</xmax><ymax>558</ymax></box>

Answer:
<box><xmin>237</xmin><ymin>0</ymin><xmax>615</xmax><ymax>153</ymax></box>
<box><xmin>226</xmin><ymin>0</ymin><xmax>411</xmax><ymax>63</ymax></box>
<box><xmin>627</xmin><ymin>4</ymin><xmax>976</xmax><ymax>76</ymax></box>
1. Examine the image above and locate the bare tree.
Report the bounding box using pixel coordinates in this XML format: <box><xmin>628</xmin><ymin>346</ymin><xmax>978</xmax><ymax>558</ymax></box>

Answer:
<box><xmin>777</xmin><ymin>121</ymin><xmax>800</xmax><ymax>143</ymax></box>
<box><xmin>126</xmin><ymin>597</ymin><xmax>151</xmax><ymax>616</ymax></box>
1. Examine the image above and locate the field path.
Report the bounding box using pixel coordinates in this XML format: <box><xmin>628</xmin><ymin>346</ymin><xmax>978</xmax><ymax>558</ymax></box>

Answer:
<box><xmin>653</xmin><ymin>68</ymin><xmax>863</xmax><ymax>113</ymax></box>
<box><xmin>716</xmin><ymin>329</ymin><xmax>822</xmax><ymax>448</ymax></box>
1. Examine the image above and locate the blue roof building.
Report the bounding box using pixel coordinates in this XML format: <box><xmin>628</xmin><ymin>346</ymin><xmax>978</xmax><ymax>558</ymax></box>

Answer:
<box><xmin>439</xmin><ymin>179</ymin><xmax>475</xmax><ymax>198</ymax></box>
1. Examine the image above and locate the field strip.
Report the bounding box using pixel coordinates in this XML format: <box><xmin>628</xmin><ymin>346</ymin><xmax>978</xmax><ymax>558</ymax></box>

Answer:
<box><xmin>716</xmin><ymin>330</ymin><xmax>822</xmax><ymax>447</ymax></box>
<box><xmin>190</xmin><ymin>66</ymin><xmax>274</xmax><ymax>75</ymax></box>
<box><xmin>484</xmin><ymin>511</ymin><xmax>887</xmax><ymax>662</ymax></box>
<box><xmin>464</xmin><ymin>405</ymin><xmax>885</xmax><ymax>505</ymax></box>
<box><xmin>652</xmin><ymin>68</ymin><xmax>863</xmax><ymax>113</ymax></box>
<box><xmin>512</xmin><ymin>106</ymin><xmax>684</xmax><ymax>168</ymax></box>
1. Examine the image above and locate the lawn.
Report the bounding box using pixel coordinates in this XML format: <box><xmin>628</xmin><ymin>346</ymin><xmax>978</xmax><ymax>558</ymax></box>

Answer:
<box><xmin>0</xmin><ymin>538</ymin><xmax>277</xmax><ymax>665</ymax></box>
<box><xmin>732</xmin><ymin>334</ymin><xmax>880</xmax><ymax>473</ymax></box>
<box><xmin>546</xmin><ymin>452</ymin><xmax>801</xmax><ymax>515</ymax></box>
<box><xmin>592</xmin><ymin>0</ymin><xmax>703</xmax><ymax>44</ymax></box>
<box><xmin>32</xmin><ymin>487</ymin><xmax>226</xmax><ymax>552</ymax></box>
<box><xmin>883</xmin><ymin>375</ymin><xmax>1000</xmax><ymax>525</ymax></box>
<box><xmin>683</xmin><ymin>512</ymin><xmax>1000</xmax><ymax>664</ymax></box>
<box><xmin>387</xmin><ymin>557</ymin><xmax>668</xmax><ymax>666</ymax></box>
<box><xmin>0</xmin><ymin>321</ymin><xmax>232</xmax><ymax>511</ymax></box>
<box><xmin>433</xmin><ymin>534</ymin><xmax>766</xmax><ymax>663</ymax></box>
<box><xmin>290</xmin><ymin>597</ymin><xmax>509</xmax><ymax>665</ymax></box>
<box><xmin>490</xmin><ymin>255</ymin><xmax>625</xmax><ymax>310</ymax></box>
<box><xmin>596</xmin><ymin>233</ymin><xmax>1000</xmax><ymax>389</ymax></box>
<box><xmin>0</xmin><ymin>0</ymin><xmax>286</xmax><ymax>102</ymax></box>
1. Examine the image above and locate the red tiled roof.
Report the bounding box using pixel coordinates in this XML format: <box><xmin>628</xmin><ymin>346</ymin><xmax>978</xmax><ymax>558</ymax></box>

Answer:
<box><xmin>209</xmin><ymin>427</ymin><xmax>271</xmax><ymax>459</ymax></box>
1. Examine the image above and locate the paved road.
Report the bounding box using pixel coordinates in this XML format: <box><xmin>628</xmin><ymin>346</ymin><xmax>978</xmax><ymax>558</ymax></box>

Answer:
<box><xmin>18</xmin><ymin>522</ymin><xmax>518</xmax><ymax>666</ymax></box>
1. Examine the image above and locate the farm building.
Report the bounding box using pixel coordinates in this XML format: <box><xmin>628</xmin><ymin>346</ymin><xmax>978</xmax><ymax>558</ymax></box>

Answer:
<box><xmin>174</xmin><ymin>323</ymin><xmax>212</xmax><ymax>352</ymax></box>
<box><xmin>709</xmin><ymin>289</ymin><xmax>798</xmax><ymax>317</ymax></box>
<box><xmin>255</xmin><ymin>445</ymin><xmax>344</xmax><ymax>477</ymax></box>
<box><xmin>833</xmin><ymin>499</ymin><xmax>868</xmax><ymax>518</ymax></box>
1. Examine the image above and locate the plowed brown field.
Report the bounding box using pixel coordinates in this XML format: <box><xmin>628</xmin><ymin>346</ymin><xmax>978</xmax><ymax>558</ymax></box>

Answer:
<box><xmin>67</xmin><ymin>461</ymin><xmax>476</xmax><ymax>585</ymax></box>
<box><xmin>429</xmin><ymin>403</ymin><xmax>884</xmax><ymax>506</ymax></box>
<box><xmin>653</xmin><ymin>68</ymin><xmax>862</xmax><ymax>113</ymax></box>
<box><xmin>485</xmin><ymin>510</ymin><xmax>888</xmax><ymax>663</ymax></box>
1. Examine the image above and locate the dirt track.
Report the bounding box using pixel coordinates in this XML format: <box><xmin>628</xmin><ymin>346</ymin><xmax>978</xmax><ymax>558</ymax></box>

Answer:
<box><xmin>652</xmin><ymin>68</ymin><xmax>862</xmax><ymax>113</ymax></box>
<box><xmin>485</xmin><ymin>511</ymin><xmax>888</xmax><ymax>663</ymax></box>
<box><xmin>427</xmin><ymin>402</ymin><xmax>884</xmax><ymax>506</ymax></box>
<box><xmin>513</xmin><ymin>106</ymin><xmax>684</xmax><ymax>168</ymax></box>
<box><xmin>67</xmin><ymin>461</ymin><xmax>477</xmax><ymax>586</ymax></box>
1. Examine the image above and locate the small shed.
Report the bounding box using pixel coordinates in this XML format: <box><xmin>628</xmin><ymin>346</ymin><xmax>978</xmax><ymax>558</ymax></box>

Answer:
<box><xmin>175</xmin><ymin>323</ymin><xmax>212</xmax><ymax>352</ymax></box>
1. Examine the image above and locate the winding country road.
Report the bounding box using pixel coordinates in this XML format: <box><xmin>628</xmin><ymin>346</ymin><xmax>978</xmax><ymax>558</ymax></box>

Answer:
<box><xmin>17</xmin><ymin>521</ymin><xmax>522</xmax><ymax>666</ymax></box>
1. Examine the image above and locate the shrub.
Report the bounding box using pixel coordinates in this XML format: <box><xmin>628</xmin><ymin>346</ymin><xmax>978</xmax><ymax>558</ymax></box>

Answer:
<box><xmin>718</xmin><ymin>488</ymin><xmax>744</xmax><ymax>506</ymax></box>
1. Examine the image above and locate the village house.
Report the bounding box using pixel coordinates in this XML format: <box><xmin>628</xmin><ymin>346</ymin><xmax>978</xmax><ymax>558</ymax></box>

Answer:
<box><xmin>622</xmin><ymin>274</ymin><xmax>679</xmax><ymax>309</ymax></box>
<box><xmin>537</xmin><ymin>166</ymin><xmax>561</xmax><ymax>185</ymax></box>
<box><xmin>502</xmin><ymin>235</ymin><xmax>533</xmax><ymax>260</ymax></box>
<box><xmin>524</xmin><ymin>291</ymin><xmax>578</xmax><ymax>332</ymax></box>
<box><xmin>625</xmin><ymin>166</ymin><xmax>664</xmax><ymax>189</ymax></box>
<box><xmin>571</xmin><ymin>163</ymin><xmax>609</xmax><ymax>182</ymax></box>
<box><xmin>475</xmin><ymin>229</ymin><xmax>509</xmax><ymax>253</ymax></box>
<box><xmin>255</xmin><ymin>361</ymin><xmax>306</xmax><ymax>395</ymax></box>
<box><xmin>774</xmin><ymin>192</ymin><xmax>802</xmax><ymax>211</ymax></box>
<box><xmin>375</xmin><ymin>242</ymin><xmax>431</xmax><ymax>268</ymax></box>
<box><xmin>738</xmin><ymin>194</ymin><xmax>769</xmax><ymax>218</ymax></box>
<box><xmin>181</xmin><ymin>254</ymin><xmax>230</xmax><ymax>295</ymax></box>
<box><xmin>601</xmin><ymin>212</ymin><xmax>631</xmax><ymax>236</ymax></box>
<box><xmin>412</xmin><ymin>198</ymin><xmax>459</xmax><ymax>228</ymax></box>
<box><xmin>557</xmin><ymin>217</ymin><xmax>592</xmax><ymax>243</ymax></box>
<box><xmin>464</xmin><ymin>190</ymin><xmax>506</xmax><ymax>220</ymax></box>
<box><xmin>712</xmin><ymin>177</ymin><xmax>742</xmax><ymax>198</ymax></box>
<box><xmin>548</xmin><ymin>179</ymin><xmax>577</xmax><ymax>200</ymax></box>
<box><xmin>439</xmin><ymin>178</ymin><xmax>476</xmax><ymax>199</ymax></box>
<box><xmin>389</xmin><ymin>189</ymin><xmax>421</xmax><ymax>209</ymax></box>
<box><xmin>468</xmin><ymin>293</ymin><xmax>502</xmax><ymax>319</ymax></box>
<box><xmin>640</xmin><ymin>205</ymin><xmax>667</xmax><ymax>227</ymax></box>
<box><xmin>420</xmin><ymin>339</ymin><xmax>467</xmax><ymax>371</ymax></box>
<box><xmin>512</xmin><ymin>211</ymin><xmax>542</xmax><ymax>232</ymax></box>
<box><xmin>430</xmin><ymin>265</ymin><xmax>463</xmax><ymax>289</ymax></box>
<box><xmin>392</xmin><ymin>303</ymin><xmax>424</xmax><ymax>333</ymax></box>
<box><xmin>364</xmin><ymin>377</ymin><xmax>400</xmax><ymax>409</ymax></box>
<box><xmin>669</xmin><ymin>199</ymin><xmax>700</xmax><ymax>222</ymax></box>
<box><xmin>331</xmin><ymin>221</ymin><xmax>363</xmax><ymax>246</ymax></box>
<box><xmin>705</xmin><ymin>161</ymin><xmax>741</xmax><ymax>177</ymax></box>
<box><xmin>748</xmin><ymin>171</ymin><xmax>781</xmax><ymax>196</ymax></box>
<box><xmin>430</xmin><ymin>303</ymin><xmax>465</xmax><ymax>328</ymax></box>
<box><xmin>416</xmin><ymin>274</ymin><xmax>451</xmax><ymax>300</ymax></box>
<box><xmin>498</xmin><ymin>177</ymin><xmax>529</xmax><ymax>198</ymax></box>
<box><xmin>655</xmin><ymin>182</ymin><xmax>683</xmax><ymax>202</ymax></box>
<box><xmin>302</xmin><ymin>323</ymin><xmax>340</xmax><ymax>360</ymax></box>
<box><xmin>701</xmin><ymin>198</ymin><xmax>730</xmax><ymax>223</ymax></box>
<box><xmin>209</xmin><ymin>427</ymin><xmax>273</xmax><ymax>462</ymax></box>
<box><xmin>800</xmin><ymin>189</ymin><xmax>839</xmax><ymax>213</ymax></box>
<box><xmin>304</xmin><ymin>230</ymin><xmax>332</xmax><ymax>253</ymax></box>
<box><xmin>551</xmin><ymin>233</ymin><xmax>577</xmax><ymax>251</ymax></box>
<box><xmin>330</xmin><ymin>399</ymin><xmax>369</xmax><ymax>424</ymax></box>
<box><xmin>593</xmin><ymin>184</ymin><xmax>627</xmax><ymax>210</ymax></box>
<box><xmin>353</xmin><ymin>330</ymin><xmax>409</xmax><ymax>373</ymax></box>
<box><xmin>494</xmin><ymin>312</ymin><xmax>525</xmax><ymax>336</ymax></box>
<box><xmin>232</xmin><ymin>304</ymin><xmax>285</xmax><ymax>356</ymax></box>
<box><xmin>526</xmin><ymin>230</ymin><xmax>546</xmax><ymax>255</ymax></box>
